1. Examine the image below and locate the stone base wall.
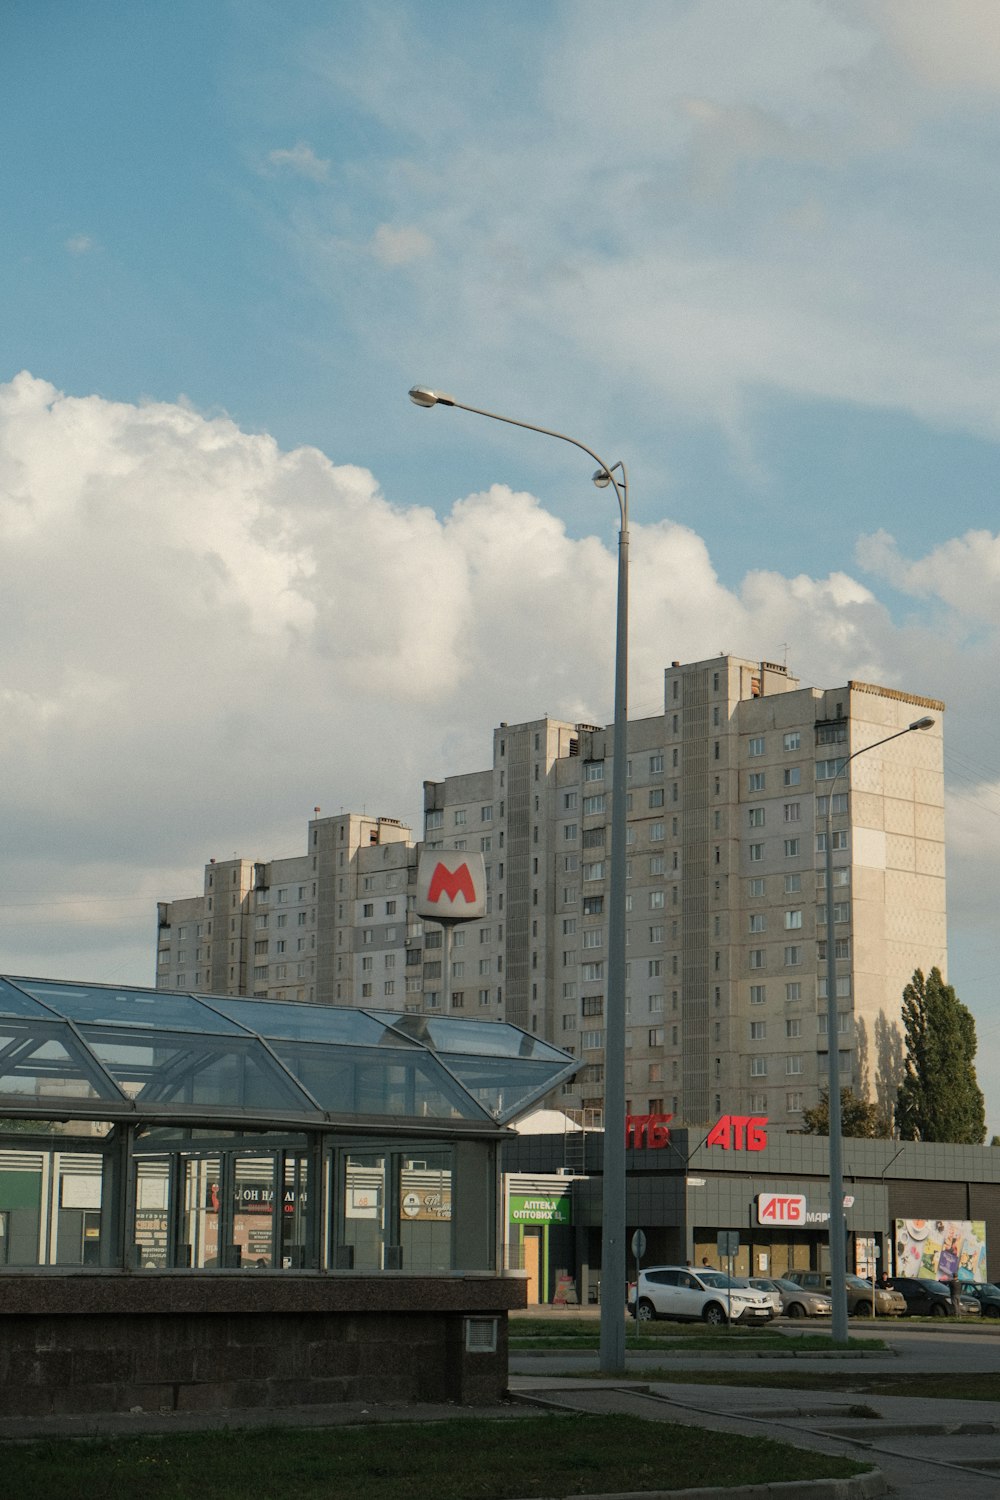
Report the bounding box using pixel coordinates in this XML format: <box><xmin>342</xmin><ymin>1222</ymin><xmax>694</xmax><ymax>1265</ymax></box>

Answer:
<box><xmin>0</xmin><ymin>1274</ymin><xmax>525</xmax><ymax>1417</ymax></box>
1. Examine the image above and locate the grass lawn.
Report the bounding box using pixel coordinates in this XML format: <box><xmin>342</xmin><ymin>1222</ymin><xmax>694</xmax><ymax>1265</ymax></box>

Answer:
<box><xmin>1</xmin><ymin>1414</ymin><xmax>871</xmax><ymax>1500</ymax></box>
<box><xmin>511</xmin><ymin>1318</ymin><xmax>877</xmax><ymax>1353</ymax></box>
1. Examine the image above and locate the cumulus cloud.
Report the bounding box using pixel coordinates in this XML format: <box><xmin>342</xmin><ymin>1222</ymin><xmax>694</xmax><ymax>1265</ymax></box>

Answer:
<box><xmin>2</xmin><ymin>375</ymin><xmax>999</xmax><ymax>1083</ymax></box>
<box><xmin>65</xmin><ymin>234</ymin><xmax>94</xmax><ymax>255</ymax></box>
<box><xmin>263</xmin><ymin>142</ymin><xmax>330</xmax><ymax>181</ymax></box>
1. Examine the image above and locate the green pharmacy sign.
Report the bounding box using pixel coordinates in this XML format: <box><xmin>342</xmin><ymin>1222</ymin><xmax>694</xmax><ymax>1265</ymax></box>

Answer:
<box><xmin>509</xmin><ymin>1194</ymin><xmax>571</xmax><ymax>1225</ymax></box>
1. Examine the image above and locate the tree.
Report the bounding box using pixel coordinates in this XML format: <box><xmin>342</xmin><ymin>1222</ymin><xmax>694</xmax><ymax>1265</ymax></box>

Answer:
<box><xmin>895</xmin><ymin>967</ymin><xmax>986</xmax><ymax>1144</ymax></box>
<box><xmin>801</xmin><ymin>1086</ymin><xmax>892</xmax><ymax>1138</ymax></box>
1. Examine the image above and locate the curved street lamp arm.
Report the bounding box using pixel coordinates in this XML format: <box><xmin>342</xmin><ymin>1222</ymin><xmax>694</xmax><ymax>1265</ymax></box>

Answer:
<box><xmin>422</xmin><ymin>393</ymin><xmax>628</xmax><ymax>530</ymax></box>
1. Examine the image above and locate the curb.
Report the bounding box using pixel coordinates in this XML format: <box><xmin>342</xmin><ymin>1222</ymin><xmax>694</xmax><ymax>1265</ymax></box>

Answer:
<box><xmin>507</xmin><ymin>1477</ymin><xmax>887</xmax><ymax>1500</ymax></box>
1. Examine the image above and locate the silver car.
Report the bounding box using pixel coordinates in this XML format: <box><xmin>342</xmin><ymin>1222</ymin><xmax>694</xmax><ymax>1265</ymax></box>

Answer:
<box><xmin>750</xmin><ymin>1275</ymin><xmax>832</xmax><ymax>1319</ymax></box>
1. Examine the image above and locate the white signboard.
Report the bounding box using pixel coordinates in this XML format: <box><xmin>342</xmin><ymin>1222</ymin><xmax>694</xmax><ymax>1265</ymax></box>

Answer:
<box><xmin>756</xmin><ymin>1192</ymin><xmax>806</xmax><ymax>1226</ymax></box>
<box><xmin>415</xmin><ymin>850</ymin><xmax>487</xmax><ymax>922</ymax></box>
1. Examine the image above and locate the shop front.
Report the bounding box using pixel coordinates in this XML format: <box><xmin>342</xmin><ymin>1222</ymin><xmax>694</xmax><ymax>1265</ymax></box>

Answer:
<box><xmin>504</xmin><ymin>1113</ymin><xmax>1000</xmax><ymax>1301</ymax></box>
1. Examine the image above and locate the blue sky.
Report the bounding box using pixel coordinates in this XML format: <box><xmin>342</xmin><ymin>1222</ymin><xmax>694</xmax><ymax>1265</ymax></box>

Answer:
<box><xmin>3</xmin><ymin>1</ymin><xmax>1000</xmax><ymax>1129</ymax></box>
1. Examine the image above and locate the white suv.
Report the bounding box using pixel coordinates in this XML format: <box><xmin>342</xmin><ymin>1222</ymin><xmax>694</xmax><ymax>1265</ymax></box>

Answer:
<box><xmin>628</xmin><ymin>1266</ymin><xmax>776</xmax><ymax>1326</ymax></box>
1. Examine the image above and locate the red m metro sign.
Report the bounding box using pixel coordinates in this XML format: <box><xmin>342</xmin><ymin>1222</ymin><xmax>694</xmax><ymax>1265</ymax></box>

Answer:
<box><xmin>415</xmin><ymin>850</ymin><xmax>488</xmax><ymax>921</ymax></box>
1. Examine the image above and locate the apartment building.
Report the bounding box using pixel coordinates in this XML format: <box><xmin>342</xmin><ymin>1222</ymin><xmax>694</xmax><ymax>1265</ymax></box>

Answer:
<box><xmin>156</xmin><ymin>654</ymin><xmax>945</xmax><ymax>1132</ymax></box>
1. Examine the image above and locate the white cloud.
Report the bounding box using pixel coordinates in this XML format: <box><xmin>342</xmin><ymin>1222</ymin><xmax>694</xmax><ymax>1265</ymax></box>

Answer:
<box><xmin>65</xmin><ymin>234</ymin><xmax>94</xmax><ymax>255</ymax></box>
<box><xmin>370</xmin><ymin>223</ymin><xmax>432</xmax><ymax>266</ymax></box>
<box><xmin>3</xmin><ymin>374</ymin><xmax>1000</xmax><ymax>1126</ymax></box>
<box><xmin>264</xmin><ymin>142</ymin><xmax>330</xmax><ymax>181</ymax></box>
<box><xmin>881</xmin><ymin>0</ymin><xmax>1000</xmax><ymax>96</ymax></box>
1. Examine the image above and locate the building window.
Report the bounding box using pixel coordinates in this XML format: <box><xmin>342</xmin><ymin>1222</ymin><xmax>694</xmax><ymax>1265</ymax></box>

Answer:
<box><xmin>783</xmin><ymin>839</ymin><xmax>800</xmax><ymax>857</ymax></box>
<box><xmin>749</xmin><ymin>914</ymin><xmax>766</xmax><ymax>933</ymax></box>
<box><xmin>783</xmin><ymin>767</ymin><xmax>801</xmax><ymax>787</ymax></box>
<box><xmin>786</xmin><ymin>1055</ymin><xmax>803</xmax><ymax>1075</ymax></box>
<box><xmin>648</xmin><ymin>788</ymin><xmax>664</xmax><ymax>808</ymax></box>
<box><xmin>748</xmin><ymin>736</ymin><xmax>765</xmax><ymax>757</ymax></box>
<box><xmin>787</xmin><ymin>1091</ymin><xmax>804</xmax><ymax>1112</ymax></box>
<box><xmin>783</xmin><ymin>731</ymin><xmax>801</xmax><ymax>751</ymax></box>
<box><xmin>648</xmin><ymin>1027</ymin><xmax>664</xmax><ymax>1046</ymax></box>
<box><xmin>649</xmin><ymin>753</ymin><xmax>664</xmax><ymax>773</ymax></box>
<box><xmin>426</xmin><ymin>810</ymin><xmax>443</xmax><ymax>830</ymax></box>
<box><xmin>583</xmin><ymin>794</ymin><xmax>605</xmax><ymax>815</ymax></box>
<box><xmin>583</xmin><ymin>895</ymin><xmax>603</xmax><ymax>916</ymax></box>
<box><xmin>750</xmin><ymin>1058</ymin><xmax>767</xmax><ymax>1077</ymax></box>
<box><xmin>649</xmin><ymin>890</ymin><xmax>665</xmax><ymax>909</ymax></box>
<box><xmin>749</xmin><ymin>984</ymin><xmax>766</xmax><ymax>1005</ymax></box>
<box><xmin>749</xmin><ymin>843</ymin><xmax>764</xmax><ymax>862</ymax></box>
<box><xmin>581</xmin><ymin>1029</ymin><xmax>604</xmax><ymax>1051</ymax></box>
<box><xmin>581</xmin><ymin>994</ymin><xmax>604</xmax><ymax>1016</ymax></box>
<box><xmin>816</xmin><ymin>830</ymin><xmax>850</xmax><ymax>853</ymax></box>
<box><xmin>748</xmin><ymin>772</ymin><xmax>765</xmax><ymax>792</ymax></box>
<box><xmin>786</xmin><ymin>1018</ymin><xmax>802</xmax><ymax>1038</ymax></box>
<box><xmin>784</xmin><ymin>945</ymin><xmax>802</xmax><ymax>966</ymax></box>
<box><xmin>785</xmin><ymin>982</ymin><xmax>801</xmax><ymax>1001</ymax></box>
<box><xmin>584</xmin><ymin>761</ymin><xmax>604</xmax><ymax>782</ymax></box>
<box><xmin>582</xmin><ymin>962</ymin><xmax>604</xmax><ymax>981</ymax></box>
<box><xmin>750</xmin><ymin>1021</ymin><xmax>766</xmax><ymax>1040</ymax></box>
<box><xmin>748</xmin><ymin>807</ymin><xmax>765</xmax><ymax>828</ymax></box>
<box><xmin>481</xmin><ymin>805</ymin><xmax>493</xmax><ymax>822</ymax></box>
<box><xmin>784</xmin><ymin>909</ymin><xmax>802</xmax><ymax>929</ymax></box>
<box><xmin>783</xmin><ymin>802</ymin><xmax>801</xmax><ymax>822</ymax></box>
<box><xmin>582</xmin><ymin>929</ymin><xmax>603</xmax><ymax>949</ymax></box>
<box><xmin>784</xmin><ymin>873</ymin><xmax>801</xmax><ymax>894</ymax></box>
<box><xmin>818</xmin><ymin>975</ymin><xmax>852</xmax><ymax>999</ymax></box>
<box><xmin>816</xmin><ymin>757</ymin><xmax>846</xmax><ymax>781</ymax></box>
<box><xmin>748</xmin><ymin>877</ymin><xmax>765</xmax><ymax>898</ymax></box>
<box><xmin>749</xmin><ymin>949</ymin><xmax>765</xmax><ymax>969</ymax></box>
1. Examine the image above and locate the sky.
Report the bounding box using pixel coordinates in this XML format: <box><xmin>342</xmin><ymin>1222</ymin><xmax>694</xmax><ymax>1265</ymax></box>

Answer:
<box><xmin>3</xmin><ymin>0</ymin><xmax>1000</xmax><ymax>1131</ymax></box>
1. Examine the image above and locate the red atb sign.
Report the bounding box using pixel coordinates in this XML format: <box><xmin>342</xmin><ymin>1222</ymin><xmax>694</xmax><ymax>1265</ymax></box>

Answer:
<box><xmin>626</xmin><ymin>1113</ymin><xmax>673</xmax><ymax>1149</ymax></box>
<box><xmin>705</xmin><ymin>1115</ymin><xmax>768</xmax><ymax>1151</ymax></box>
<box><xmin>415</xmin><ymin>850</ymin><xmax>487</xmax><ymax>921</ymax></box>
<box><xmin>757</xmin><ymin>1192</ymin><xmax>806</xmax><ymax>1225</ymax></box>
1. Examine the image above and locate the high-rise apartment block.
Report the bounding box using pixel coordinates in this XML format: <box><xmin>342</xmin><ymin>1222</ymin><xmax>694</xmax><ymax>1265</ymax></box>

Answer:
<box><xmin>156</xmin><ymin>654</ymin><xmax>945</xmax><ymax>1130</ymax></box>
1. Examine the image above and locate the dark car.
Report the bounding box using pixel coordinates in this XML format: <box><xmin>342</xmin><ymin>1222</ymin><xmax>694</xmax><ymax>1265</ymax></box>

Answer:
<box><xmin>965</xmin><ymin>1282</ymin><xmax>1000</xmax><ymax>1318</ymax></box>
<box><xmin>887</xmin><ymin>1276</ymin><xmax>981</xmax><ymax>1317</ymax></box>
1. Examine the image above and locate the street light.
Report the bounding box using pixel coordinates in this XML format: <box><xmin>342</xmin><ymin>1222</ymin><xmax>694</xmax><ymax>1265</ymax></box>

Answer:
<box><xmin>408</xmin><ymin>385</ymin><xmax>630</xmax><ymax>1373</ymax></box>
<box><xmin>823</xmin><ymin>713</ymin><xmax>935</xmax><ymax>1342</ymax></box>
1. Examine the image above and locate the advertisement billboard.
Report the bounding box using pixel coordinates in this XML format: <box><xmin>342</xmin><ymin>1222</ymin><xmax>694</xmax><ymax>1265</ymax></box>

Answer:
<box><xmin>893</xmin><ymin>1218</ymin><xmax>988</xmax><ymax>1281</ymax></box>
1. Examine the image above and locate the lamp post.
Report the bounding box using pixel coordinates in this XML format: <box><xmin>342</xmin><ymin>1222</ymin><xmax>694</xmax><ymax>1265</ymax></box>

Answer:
<box><xmin>823</xmin><ymin>713</ymin><xmax>934</xmax><ymax>1342</ymax></box>
<box><xmin>408</xmin><ymin>386</ymin><xmax>629</xmax><ymax>1372</ymax></box>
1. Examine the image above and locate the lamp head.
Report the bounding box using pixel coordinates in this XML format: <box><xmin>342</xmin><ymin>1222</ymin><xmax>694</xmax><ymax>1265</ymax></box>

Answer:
<box><xmin>908</xmin><ymin>716</ymin><xmax>935</xmax><ymax>732</ymax></box>
<box><xmin>409</xmin><ymin>386</ymin><xmax>456</xmax><ymax>408</ymax></box>
<box><xmin>592</xmin><ymin>468</ymin><xmax>612</xmax><ymax>489</ymax></box>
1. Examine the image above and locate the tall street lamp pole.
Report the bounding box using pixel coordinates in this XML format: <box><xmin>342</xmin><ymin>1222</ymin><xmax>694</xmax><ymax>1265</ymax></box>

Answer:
<box><xmin>408</xmin><ymin>386</ymin><xmax>629</xmax><ymax>1372</ymax></box>
<box><xmin>824</xmin><ymin>713</ymin><xmax>934</xmax><ymax>1342</ymax></box>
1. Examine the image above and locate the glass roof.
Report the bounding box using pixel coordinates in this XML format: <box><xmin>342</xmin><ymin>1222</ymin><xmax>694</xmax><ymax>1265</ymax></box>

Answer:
<box><xmin>0</xmin><ymin>977</ymin><xmax>579</xmax><ymax>1131</ymax></box>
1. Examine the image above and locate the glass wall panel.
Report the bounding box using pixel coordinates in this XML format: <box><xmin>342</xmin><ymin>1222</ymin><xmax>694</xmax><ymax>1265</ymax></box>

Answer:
<box><xmin>399</xmin><ymin>1150</ymin><xmax>452</xmax><ymax>1272</ymax></box>
<box><xmin>181</xmin><ymin>1156</ymin><xmax>222</xmax><ymax>1267</ymax></box>
<box><xmin>135</xmin><ymin>1157</ymin><xmax>170</xmax><ymax>1268</ymax></box>
<box><xmin>341</xmin><ymin>1152</ymin><xmax>386</xmax><ymax>1270</ymax></box>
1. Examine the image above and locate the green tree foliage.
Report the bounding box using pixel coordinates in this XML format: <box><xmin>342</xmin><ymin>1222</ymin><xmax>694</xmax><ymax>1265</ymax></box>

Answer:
<box><xmin>895</xmin><ymin>967</ymin><xmax>986</xmax><ymax>1144</ymax></box>
<box><xmin>801</xmin><ymin>1086</ymin><xmax>892</xmax><ymax>1138</ymax></box>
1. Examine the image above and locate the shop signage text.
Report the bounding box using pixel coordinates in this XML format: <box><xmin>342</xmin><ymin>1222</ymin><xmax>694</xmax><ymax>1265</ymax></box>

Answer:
<box><xmin>706</xmin><ymin>1115</ymin><xmax>768</xmax><ymax>1151</ymax></box>
<box><xmin>509</xmin><ymin>1194</ymin><xmax>572</xmax><ymax>1225</ymax></box>
<box><xmin>626</xmin><ymin>1112</ymin><xmax>673</xmax><ymax>1148</ymax></box>
<box><xmin>757</xmin><ymin>1192</ymin><xmax>806</xmax><ymax>1224</ymax></box>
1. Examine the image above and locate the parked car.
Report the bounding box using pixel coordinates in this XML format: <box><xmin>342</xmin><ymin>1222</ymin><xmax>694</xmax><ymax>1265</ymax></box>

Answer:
<box><xmin>965</xmin><ymin>1282</ymin><xmax>1000</xmax><ymax>1318</ymax></box>
<box><xmin>784</xmin><ymin>1270</ymin><xmax>906</xmax><ymax>1317</ymax></box>
<box><xmin>743</xmin><ymin>1278</ymin><xmax>783</xmax><ymax>1317</ymax></box>
<box><xmin>887</xmin><ymin>1276</ymin><xmax>981</xmax><ymax>1317</ymax></box>
<box><xmin>750</xmin><ymin>1276</ymin><xmax>833</xmax><ymax>1319</ymax></box>
<box><xmin>628</xmin><ymin>1266</ymin><xmax>776</xmax><ymax>1326</ymax></box>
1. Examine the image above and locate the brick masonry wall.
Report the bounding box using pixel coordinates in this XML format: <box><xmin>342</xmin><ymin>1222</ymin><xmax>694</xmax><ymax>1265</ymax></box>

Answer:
<box><xmin>0</xmin><ymin>1275</ymin><xmax>524</xmax><ymax>1416</ymax></box>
